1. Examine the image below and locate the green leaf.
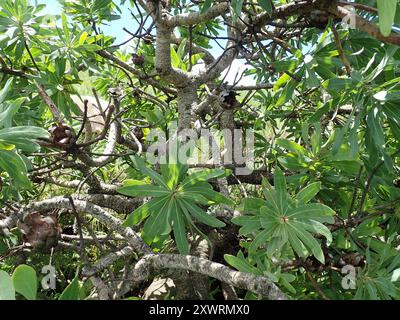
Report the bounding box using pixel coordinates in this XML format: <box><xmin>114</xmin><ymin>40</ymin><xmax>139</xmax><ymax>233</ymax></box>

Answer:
<box><xmin>93</xmin><ymin>0</ymin><xmax>112</xmax><ymax>11</ymax></box>
<box><xmin>161</xmin><ymin>163</ymin><xmax>188</xmax><ymax>189</ymax></box>
<box><xmin>287</xmin><ymin>230</ymin><xmax>308</xmax><ymax>258</ymax></box>
<box><xmin>0</xmin><ymin>126</ymin><xmax>49</xmax><ymax>140</ymax></box>
<box><xmin>178</xmin><ymin>190</ymin><xmax>210</xmax><ymax>205</ymax></box>
<box><xmin>129</xmin><ymin>155</ymin><xmax>168</xmax><ymax>189</ymax></box>
<box><xmin>0</xmin><ymin>78</ymin><xmax>13</xmax><ymax>103</ymax></box>
<box><xmin>180</xmin><ymin>168</ymin><xmax>226</xmax><ymax>188</ymax></box>
<box><xmin>1</xmin><ymin>137</ymin><xmax>40</xmax><ymax>153</ymax></box>
<box><xmin>0</xmin><ymin>149</ymin><xmax>31</xmax><ymax>188</ymax></box>
<box><xmin>276</xmin><ymin>138</ymin><xmax>308</xmax><ymax>156</ymax></box>
<box><xmin>170</xmin><ymin>46</ymin><xmax>181</xmax><ymax>69</ymax></box>
<box><xmin>288</xmin><ymin>203</ymin><xmax>335</xmax><ymax>224</ymax></box>
<box><xmin>170</xmin><ymin>199</ymin><xmax>189</xmax><ymax>254</ymax></box>
<box><xmin>296</xmin><ymin>182</ymin><xmax>321</xmax><ymax>204</ymax></box>
<box><xmin>0</xmin><ymin>141</ymin><xmax>15</xmax><ymax>150</ymax></box>
<box><xmin>332</xmin><ymin>109</ymin><xmax>355</xmax><ymax>155</ymax></box>
<box><xmin>183</xmin><ymin>185</ymin><xmax>234</xmax><ymax>205</ymax></box>
<box><xmin>200</xmin><ymin>0</ymin><xmax>212</xmax><ymax>14</ymax></box>
<box><xmin>323</xmin><ymin>78</ymin><xmax>355</xmax><ymax>92</ymax></box>
<box><xmin>181</xmin><ymin>199</ymin><xmax>225</xmax><ymax>228</ymax></box>
<box><xmin>364</xmin><ymin>46</ymin><xmax>397</xmax><ymax>83</ymax></box>
<box><xmin>142</xmin><ymin>198</ymin><xmax>172</xmax><ymax>242</ymax></box>
<box><xmin>59</xmin><ymin>273</ymin><xmax>81</xmax><ymax>300</ymax></box>
<box><xmin>296</xmin><ymin>219</ymin><xmax>332</xmax><ymax>245</ymax></box>
<box><xmin>249</xmin><ymin>228</ymin><xmax>275</xmax><ymax>252</ymax></box>
<box><xmin>123</xmin><ymin>196</ymin><xmax>170</xmax><ymax>227</ymax></box>
<box><xmin>0</xmin><ymin>271</ymin><xmax>15</xmax><ymax>300</ymax></box>
<box><xmin>258</xmin><ymin>0</ymin><xmax>272</xmax><ymax>16</ymax></box>
<box><xmin>291</xmin><ymin>224</ymin><xmax>325</xmax><ymax>264</ymax></box>
<box><xmin>0</xmin><ymin>98</ymin><xmax>25</xmax><ymax>128</ymax></box>
<box><xmin>231</xmin><ymin>0</ymin><xmax>244</xmax><ymax>19</ymax></box>
<box><xmin>305</xmin><ymin>66</ymin><xmax>320</xmax><ymax>89</ymax></box>
<box><xmin>367</xmin><ymin>106</ymin><xmax>385</xmax><ymax>149</ymax></box>
<box><xmin>78</xmin><ymin>31</ymin><xmax>88</xmax><ymax>46</ymax></box>
<box><xmin>224</xmin><ymin>254</ymin><xmax>259</xmax><ymax>274</ymax></box>
<box><xmin>61</xmin><ymin>12</ymin><xmax>70</xmax><ymax>42</ymax></box>
<box><xmin>377</xmin><ymin>0</ymin><xmax>397</xmax><ymax>37</ymax></box>
<box><xmin>276</xmin><ymin>79</ymin><xmax>296</xmax><ymax>106</ymax></box>
<box><xmin>240</xmin><ymin>197</ymin><xmax>266</xmax><ymax>213</ymax></box>
<box><xmin>273</xmin><ymin>167</ymin><xmax>288</xmax><ymax>213</ymax></box>
<box><xmin>117</xmin><ymin>184</ymin><xmax>170</xmax><ymax>197</ymax></box>
<box><xmin>12</xmin><ymin>265</ymin><xmax>37</xmax><ymax>300</ymax></box>
<box><xmin>232</xmin><ymin>215</ymin><xmax>261</xmax><ymax>235</ymax></box>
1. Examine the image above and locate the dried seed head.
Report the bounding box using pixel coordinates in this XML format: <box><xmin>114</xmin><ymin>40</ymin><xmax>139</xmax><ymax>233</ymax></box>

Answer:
<box><xmin>131</xmin><ymin>53</ymin><xmax>145</xmax><ymax>66</ymax></box>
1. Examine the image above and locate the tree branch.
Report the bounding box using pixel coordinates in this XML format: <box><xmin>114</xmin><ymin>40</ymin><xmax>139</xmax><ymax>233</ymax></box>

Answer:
<box><xmin>128</xmin><ymin>254</ymin><xmax>287</xmax><ymax>300</ymax></box>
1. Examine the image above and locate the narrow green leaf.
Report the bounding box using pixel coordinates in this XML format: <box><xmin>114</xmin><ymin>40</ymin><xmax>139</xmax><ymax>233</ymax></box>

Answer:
<box><xmin>0</xmin><ymin>149</ymin><xmax>31</xmax><ymax>188</ymax></box>
<box><xmin>296</xmin><ymin>219</ymin><xmax>332</xmax><ymax>245</ymax></box>
<box><xmin>273</xmin><ymin>167</ymin><xmax>288</xmax><ymax>213</ymax></box>
<box><xmin>276</xmin><ymin>138</ymin><xmax>308</xmax><ymax>156</ymax></box>
<box><xmin>178</xmin><ymin>190</ymin><xmax>210</xmax><ymax>205</ymax></box>
<box><xmin>183</xmin><ymin>186</ymin><xmax>234</xmax><ymax>205</ymax></box>
<box><xmin>181</xmin><ymin>199</ymin><xmax>225</xmax><ymax>228</ymax></box>
<box><xmin>123</xmin><ymin>196</ymin><xmax>170</xmax><ymax>227</ymax></box>
<box><xmin>240</xmin><ymin>197</ymin><xmax>267</xmax><ymax>213</ymax></box>
<box><xmin>142</xmin><ymin>198</ymin><xmax>172</xmax><ymax>242</ymax></box>
<box><xmin>231</xmin><ymin>215</ymin><xmax>261</xmax><ymax>235</ymax></box>
<box><xmin>291</xmin><ymin>224</ymin><xmax>325</xmax><ymax>264</ymax></box>
<box><xmin>117</xmin><ymin>184</ymin><xmax>170</xmax><ymax>197</ymax></box>
<box><xmin>180</xmin><ymin>168</ymin><xmax>226</xmax><ymax>188</ymax></box>
<box><xmin>287</xmin><ymin>203</ymin><xmax>335</xmax><ymax>224</ymax></box>
<box><xmin>258</xmin><ymin>0</ymin><xmax>272</xmax><ymax>16</ymax></box>
<box><xmin>296</xmin><ymin>182</ymin><xmax>321</xmax><ymax>204</ymax></box>
<box><xmin>200</xmin><ymin>0</ymin><xmax>212</xmax><ymax>14</ymax></box>
<box><xmin>287</xmin><ymin>231</ymin><xmax>308</xmax><ymax>258</ymax></box>
<box><xmin>130</xmin><ymin>155</ymin><xmax>168</xmax><ymax>189</ymax></box>
<box><xmin>170</xmin><ymin>199</ymin><xmax>189</xmax><ymax>254</ymax></box>
<box><xmin>170</xmin><ymin>46</ymin><xmax>181</xmax><ymax>69</ymax></box>
<box><xmin>224</xmin><ymin>254</ymin><xmax>259</xmax><ymax>274</ymax></box>
<box><xmin>0</xmin><ymin>98</ymin><xmax>25</xmax><ymax>128</ymax></box>
<box><xmin>0</xmin><ymin>78</ymin><xmax>13</xmax><ymax>103</ymax></box>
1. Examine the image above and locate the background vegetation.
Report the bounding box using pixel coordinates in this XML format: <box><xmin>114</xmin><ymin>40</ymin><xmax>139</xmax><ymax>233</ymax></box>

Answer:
<box><xmin>0</xmin><ymin>0</ymin><xmax>400</xmax><ymax>300</ymax></box>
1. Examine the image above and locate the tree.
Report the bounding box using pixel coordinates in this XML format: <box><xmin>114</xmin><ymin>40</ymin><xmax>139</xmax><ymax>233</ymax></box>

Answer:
<box><xmin>0</xmin><ymin>0</ymin><xmax>400</xmax><ymax>300</ymax></box>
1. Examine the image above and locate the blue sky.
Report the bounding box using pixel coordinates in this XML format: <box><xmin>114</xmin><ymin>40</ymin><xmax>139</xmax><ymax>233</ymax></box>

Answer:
<box><xmin>36</xmin><ymin>0</ymin><xmax>253</xmax><ymax>84</ymax></box>
<box><xmin>37</xmin><ymin>0</ymin><xmax>135</xmax><ymax>44</ymax></box>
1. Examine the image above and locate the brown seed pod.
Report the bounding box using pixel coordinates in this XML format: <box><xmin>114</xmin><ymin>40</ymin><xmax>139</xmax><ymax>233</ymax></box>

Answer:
<box><xmin>108</xmin><ymin>86</ymin><xmax>123</xmax><ymax>97</ymax></box>
<box><xmin>18</xmin><ymin>212</ymin><xmax>61</xmax><ymax>253</ymax></box>
<box><xmin>49</xmin><ymin>124</ymin><xmax>75</xmax><ymax>149</ymax></box>
<box><xmin>306</xmin><ymin>10</ymin><xmax>341</xmax><ymax>30</ymax></box>
<box><xmin>220</xmin><ymin>90</ymin><xmax>239</xmax><ymax>109</ymax></box>
<box><xmin>142</xmin><ymin>35</ymin><xmax>154</xmax><ymax>45</ymax></box>
<box><xmin>337</xmin><ymin>252</ymin><xmax>365</xmax><ymax>268</ymax></box>
<box><xmin>132</xmin><ymin>125</ymin><xmax>144</xmax><ymax>142</ymax></box>
<box><xmin>131</xmin><ymin>53</ymin><xmax>145</xmax><ymax>66</ymax></box>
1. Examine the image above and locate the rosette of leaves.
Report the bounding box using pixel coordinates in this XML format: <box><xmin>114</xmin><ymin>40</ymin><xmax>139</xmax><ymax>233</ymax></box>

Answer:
<box><xmin>232</xmin><ymin>167</ymin><xmax>335</xmax><ymax>264</ymax></box>
<box><xmin>117</xmin><ymin>155</ymin><xmax>233</xmax><ymax>254</ymax></box>
<box><xmin>353</xmin><ymin>239</ymin><xmax>400</xmax><ymax>300</ymax></box>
